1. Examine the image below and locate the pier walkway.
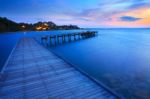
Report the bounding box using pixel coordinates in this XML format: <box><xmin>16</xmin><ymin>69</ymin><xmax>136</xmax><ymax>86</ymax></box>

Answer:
<box><xmin>0</xmin><ymin>38</ymin><xmax>118</xmax><ymax>99</ymax></box>
<box><xmin>41</xmin><ymin>31</ymin><xmax>98</xmax><ymax>46</ymax></box>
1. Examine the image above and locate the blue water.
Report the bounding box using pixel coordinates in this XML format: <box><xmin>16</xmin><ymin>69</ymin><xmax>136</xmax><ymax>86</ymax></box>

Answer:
<box><xmin>1</xmin><ymin>29</ymin><xmax>150</xmax><ymax>98</ymax></box>
<box><xmin>0</xmin><ymin>30</ymin><xmax>85</xmax><ymax>70</ymax></box>
<box><xmin>0</xmin><ymin>32</ymin><xmax>23</xmax><ymax>70</ymax></box>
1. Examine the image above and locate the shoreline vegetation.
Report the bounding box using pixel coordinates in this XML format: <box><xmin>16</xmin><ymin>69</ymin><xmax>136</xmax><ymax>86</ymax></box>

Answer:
<box><xmin>0</xmin><ymin>17</ymin><xmax>80</xmax><ymax>33</ymax></box>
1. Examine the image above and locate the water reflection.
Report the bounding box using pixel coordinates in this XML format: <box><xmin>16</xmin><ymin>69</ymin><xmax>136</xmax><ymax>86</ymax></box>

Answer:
<box><xmin>49</xmin><ymin>29</ymin><xmax>150</xmax><ymax>99</ymax></box>
<box><xmin>1</xmin><ymin>29</ymin><xmax>150</xmax><ymax>98</ymax></box>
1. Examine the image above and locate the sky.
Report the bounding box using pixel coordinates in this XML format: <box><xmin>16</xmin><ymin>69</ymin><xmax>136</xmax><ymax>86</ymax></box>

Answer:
<box><xmin>0</xmin><ymin>0</ymin><xmax>150</xmax><ymax>28</ymax></box>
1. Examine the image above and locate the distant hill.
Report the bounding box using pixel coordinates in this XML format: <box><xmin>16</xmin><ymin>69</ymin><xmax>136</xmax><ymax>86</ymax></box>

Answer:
<box><xmin>0</xmin><ymin>17</ymin><xmax>80</xmax><ymax>33</ymax></box>
<box><xmin>0</xmin><ymin>17</ymin><xmax>20</xmax><ymax>32</ymax></box>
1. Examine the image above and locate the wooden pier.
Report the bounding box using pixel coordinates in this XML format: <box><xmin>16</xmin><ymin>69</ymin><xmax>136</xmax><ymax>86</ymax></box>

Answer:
<box><xmin>41</xmin><ymin>31</ymin><xmax>98</xmax><ymax>46</ymax></box>
<box><xmin>0</xmin><ymin>38</ymin><xmax>119</xmax><ymax>99</ymax></box>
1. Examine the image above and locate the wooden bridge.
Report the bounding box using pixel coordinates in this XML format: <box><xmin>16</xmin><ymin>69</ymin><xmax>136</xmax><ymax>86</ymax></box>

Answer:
<box><xmin>41</xmin><ymin>31</ymin><xmax>98</xmax><ymax>46</ymax></box>
<box><xmin>0</xmin><ymin>38</ymin><xmax>120</xmax><ymax>99</ymax></box>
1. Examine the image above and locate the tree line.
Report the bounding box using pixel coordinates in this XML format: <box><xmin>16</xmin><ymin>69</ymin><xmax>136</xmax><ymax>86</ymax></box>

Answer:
<box><xmin>0</xmin><ymin>17</ymin><xmax>80</xmax><ymax>33</ymax></box>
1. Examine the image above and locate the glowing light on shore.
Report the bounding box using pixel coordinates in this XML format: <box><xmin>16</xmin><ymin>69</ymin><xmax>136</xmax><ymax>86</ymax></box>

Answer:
<box><xmin>21</xmin><ymin>25</ymin><xmax>26</xmax><ymax>29</ymax></box>
<box><xmin>35</xmin><ymin>23</ymin><xmax>49</xmax><ymax>31</ymax></box>
<box><xmin>36</xmin><ymin>26</ymin><xmax>42</xmax><ymax>30</ymax></box>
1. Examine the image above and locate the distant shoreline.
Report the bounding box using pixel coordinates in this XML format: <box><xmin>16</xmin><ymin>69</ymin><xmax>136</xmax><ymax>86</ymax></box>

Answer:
<box><xmin>0</xmin><ymin>17</ymin><xmax>80</xmax><ymax>33</ymax></box>
<box><xmin>1</xmin><ymin>17</ymin><xmax>150</xmax><ymax>33</ymax></box>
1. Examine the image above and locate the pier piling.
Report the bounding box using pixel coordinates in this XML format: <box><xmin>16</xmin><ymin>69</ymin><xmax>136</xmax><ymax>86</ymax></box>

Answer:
<box><xmin>41</xmin><ymin>31</ymin><xmax>98</xmax><ymax>46</ymax></box>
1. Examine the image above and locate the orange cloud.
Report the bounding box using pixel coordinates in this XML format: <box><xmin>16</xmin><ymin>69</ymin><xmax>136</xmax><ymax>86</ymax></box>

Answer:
<box><xmin>105</xmin><ymin>7</ymin><xmax>150</xmax><ymax>27</ymax></box>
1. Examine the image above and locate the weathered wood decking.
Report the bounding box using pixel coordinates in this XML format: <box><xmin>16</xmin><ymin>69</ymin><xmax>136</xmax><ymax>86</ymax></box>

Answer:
<box><xmin>0</xmin><ymin>38</ymin><xmax>118</xmax><ymax>99</ymax></box>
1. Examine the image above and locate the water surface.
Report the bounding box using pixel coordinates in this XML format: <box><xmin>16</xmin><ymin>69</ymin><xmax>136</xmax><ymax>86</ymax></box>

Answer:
<box><xmin>50</xmin><ymin>28</ymin><xmax>150</xmax><ymax>99</ymax></box>
<box><xmin>1</xmin><ymin>29</ymin><xmax>150</xmax><ymax>98</ymax></box>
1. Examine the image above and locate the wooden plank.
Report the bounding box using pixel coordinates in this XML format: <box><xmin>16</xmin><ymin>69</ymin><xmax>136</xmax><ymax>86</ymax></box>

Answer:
<box><xmin>0</xmin><ymin>38</ymin><xmax>119</xmax><ymax>99</ymax></box>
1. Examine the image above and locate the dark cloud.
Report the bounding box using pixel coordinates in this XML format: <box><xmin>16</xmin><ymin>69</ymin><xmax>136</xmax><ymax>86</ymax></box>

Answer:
<box><xmin>120</xmin><ymin>16</ymin><xmax>142</xmax><ymax>22</ymax></box>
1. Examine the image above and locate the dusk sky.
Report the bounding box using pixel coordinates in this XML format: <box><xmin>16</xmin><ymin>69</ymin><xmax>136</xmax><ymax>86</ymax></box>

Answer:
<box><xmin>0</xmin><ymin>0</ymin><xmax>150</xmax><ymax>28</ymax></box>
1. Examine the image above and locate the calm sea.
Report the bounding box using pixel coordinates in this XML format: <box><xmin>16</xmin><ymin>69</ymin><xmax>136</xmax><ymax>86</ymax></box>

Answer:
<box><xmin>0</xmin><ymin>28</ymin><xmax>150</xmax><ymax>98</ymax></box>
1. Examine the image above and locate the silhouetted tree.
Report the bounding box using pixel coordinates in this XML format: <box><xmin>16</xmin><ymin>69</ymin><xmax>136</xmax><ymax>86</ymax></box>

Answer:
<box><xmin>0</xmin><ymin>17</ymin><xmax>80</xmax><ymax>33</ymax></box>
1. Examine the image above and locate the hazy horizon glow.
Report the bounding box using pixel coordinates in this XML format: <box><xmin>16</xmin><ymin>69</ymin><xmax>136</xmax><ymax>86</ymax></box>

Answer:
<box><xmin>0</xmin><ymin>0</ymin><xmax>150</xmax><ymax>28</ymax></box>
